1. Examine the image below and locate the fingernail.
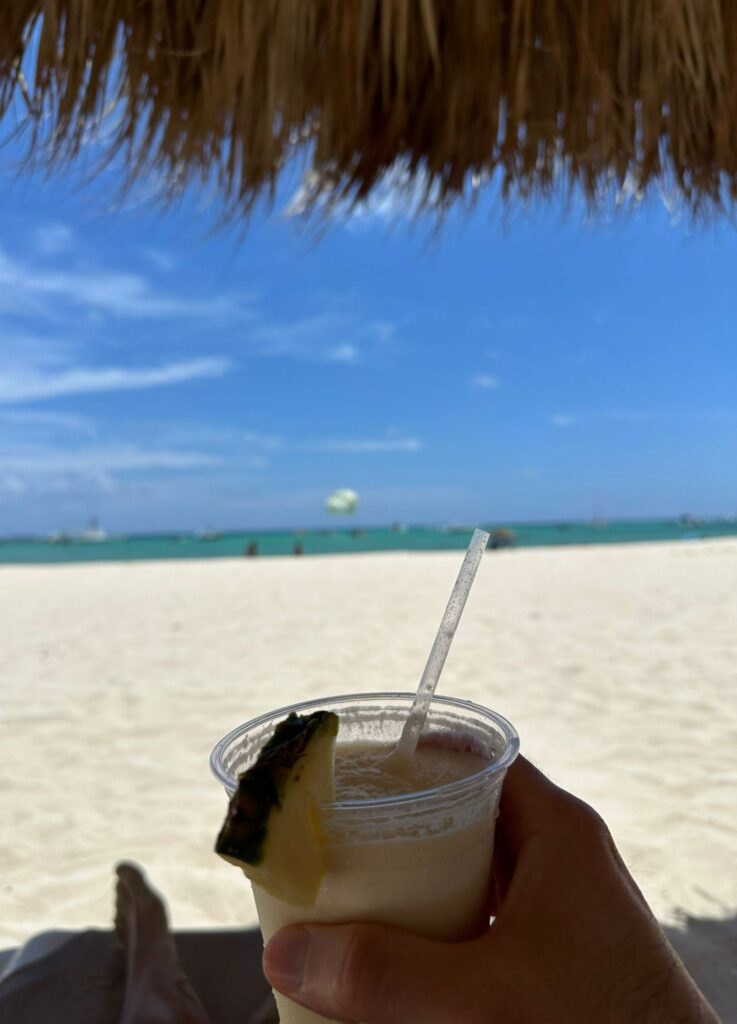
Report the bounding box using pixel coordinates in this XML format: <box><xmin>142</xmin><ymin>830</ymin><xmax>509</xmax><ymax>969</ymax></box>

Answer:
<box><xmin>264</xmin><ymin>926</ymin><xmax>311</xmax><ymax>994</ymax></box>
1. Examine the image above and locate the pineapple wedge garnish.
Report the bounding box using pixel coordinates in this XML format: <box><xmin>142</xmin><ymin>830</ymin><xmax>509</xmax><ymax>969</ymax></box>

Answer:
<box><xmin>216</xmin><ymin>710</ymin><xmax>338</xmax><ymax>907</ymax></box>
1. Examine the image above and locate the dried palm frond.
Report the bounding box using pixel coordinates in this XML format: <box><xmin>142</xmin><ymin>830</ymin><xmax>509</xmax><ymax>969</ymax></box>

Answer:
<box><xmin>1</xmin><ymin>1</ymin><xmax>736</xmax><ymax>221</ymax></box>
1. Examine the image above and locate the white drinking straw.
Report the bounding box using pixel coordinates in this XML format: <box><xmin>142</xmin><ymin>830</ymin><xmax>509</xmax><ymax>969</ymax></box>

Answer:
<box><xmin>384</xmin><ymin>528</ymin><xmax>490</xmax><ymax>770</ymax></box>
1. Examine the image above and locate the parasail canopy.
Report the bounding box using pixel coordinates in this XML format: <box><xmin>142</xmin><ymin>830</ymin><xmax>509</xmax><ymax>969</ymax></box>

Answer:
<box><xmin>325</xmin><ymin>489</ymin><xmax>359</xmax><ymax>516</ymax></box>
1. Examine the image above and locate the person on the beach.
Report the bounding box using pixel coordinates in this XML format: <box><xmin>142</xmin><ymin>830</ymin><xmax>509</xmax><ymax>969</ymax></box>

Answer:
<box><xmin>263</xmin><ymin>756</ymin><xmax>719</xmax><ymax>1023</ymax></box>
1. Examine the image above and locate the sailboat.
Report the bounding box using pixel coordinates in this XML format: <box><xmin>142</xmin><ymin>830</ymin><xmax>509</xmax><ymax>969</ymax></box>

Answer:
<box><xmin>81</xmin><ymin>518</ymin><xmax>107</xmax><ymax>542</ymax></box>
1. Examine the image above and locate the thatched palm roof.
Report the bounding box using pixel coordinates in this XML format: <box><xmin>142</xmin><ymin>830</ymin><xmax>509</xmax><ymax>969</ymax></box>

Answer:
<box><xmin>1</xmin><ymin>2</ymin><xmax>736</xmax><ymax>220</ymax></box>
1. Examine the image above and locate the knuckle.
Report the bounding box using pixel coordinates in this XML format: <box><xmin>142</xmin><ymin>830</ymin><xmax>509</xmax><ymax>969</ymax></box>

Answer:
<box><xmin>560</xmin><ymin>792</ymin><xmax>613</xmax><ymax>846</ymax></box>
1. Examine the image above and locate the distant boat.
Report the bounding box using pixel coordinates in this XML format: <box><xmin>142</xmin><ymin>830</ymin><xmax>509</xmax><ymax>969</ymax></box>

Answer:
<box><xmin>678</xmin><ymin>514</ymin><xmax>703</xmax><ymax>527</ymax></box>
<box><xmin>444</xmin><ymin>523</ymin><xmax>473</xmax><ymax>535</ymax></box>
<box><xmin>390</xmin><ymin>521</ymin><xmax>408</xmax><ymax>534</ymax></box>
<box><xmin>48</xmin><ymin>531</ymin><xmax>71</xmax><ymax>545</ymax></box>
<box><xmin>193</xmin><ymin>528</ymin><xmax>223</xmax><ymax>542</ymax></box>
<box><xmin>81</xmin><ymin>518</ymin><xmax>107</xmax><ymax>542</ymax></box>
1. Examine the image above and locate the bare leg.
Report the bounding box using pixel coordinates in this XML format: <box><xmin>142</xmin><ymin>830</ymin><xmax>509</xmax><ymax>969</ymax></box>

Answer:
<box><xmin>114</xmin><ymin>862</ymin><xmax>211</xmax><ymax>1024</ymax></box>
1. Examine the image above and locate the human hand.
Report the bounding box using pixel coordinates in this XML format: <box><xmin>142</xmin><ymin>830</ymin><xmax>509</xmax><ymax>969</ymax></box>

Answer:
<box><xmin>263</xmin><ymin>755</ymin><xmax>718</xmax><ymax>1023</ymax></box>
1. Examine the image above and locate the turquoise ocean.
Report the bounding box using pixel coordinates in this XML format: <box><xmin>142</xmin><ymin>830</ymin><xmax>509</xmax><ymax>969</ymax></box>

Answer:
<box><xmin>1</xmin><ymin>518</ymin><xmax>736</xmax><ymax>565</ymax></box>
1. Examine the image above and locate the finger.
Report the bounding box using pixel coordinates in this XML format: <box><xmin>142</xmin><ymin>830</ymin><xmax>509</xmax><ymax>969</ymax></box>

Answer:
<box><xmin>489</xmin><ymin>756</ymin><xmax>557</xmax><ymax>914</ymax></box>
<box><xmin>489</xmin><ymin>810</ymin><xmax>516</xmax><ymax>914</ymax></box>
<box><xmin>264</xmin><ymin>922</ymin><xmax>485</xmax><ymax>1024</ymax></box>
<box><xmin>497</xmin><ymin>753</ymin><xmax>570</xmax><ymax>853</ymax></box>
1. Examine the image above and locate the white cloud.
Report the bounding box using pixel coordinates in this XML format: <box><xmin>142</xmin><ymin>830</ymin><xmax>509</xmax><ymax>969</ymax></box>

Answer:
<box><xmin>324</xmin><ymin>343</ymin><xmax>360</xmax><ymax>364</ymax></box>
<box><xmin>157</xmin><ymin>425</ymin><xmax>421</xmax><ymax>455</ymax></box>
<box><xmin>34</xmin><ymin>223</ymin><xmax>75</xmax><ymax>256</ymax></box>
<box><xmin>0</xmin><ymin>358</ymin><xmax>233</xmax><ymax>404</ymax></box>
<box><xmin>517</xmin><ymin>466</ymin><xmax>541</xmax><ymax>481</ymax></box>
<box><xmin>0</xmin><ymin>446</ymin><xmax>222</xmax><ymax>475</ymax></box>
<box><xmin>1</xmin><ymin>474</ymin><xmax>27</xmax><ymax>496</ymax></box>
<box><xmin>142</xmin><ymin>249</ymin><xmax>175</xmax><ymax>272</ymax></box>
<box><xmin>251</xmin><ymin>314</ymin><xmax>340</xmax><ymax>356</ymax></box>
<box><xmin>345</xmin><ymin>185</ymin><xmax>414</xmax><ymax>229</ymax></box>
<box><xmin>0</xmin><ymin>249</ymin><xmax>247</xmax><ymax>321</ymax></box>
<box><xmin>249</xmin><ymin>313</ymin><xmax>394</xmax><ymax>363</ymax></box>
<box><xmin>285</xmin><ymin>164</ymin><xmax>439</xmax><ymax>230</ymax></box>
<box><xmin>369</xmin><ymin>321</ymin><xmax>397</xmax><ymax>344</ymax></box>
<box><xmin>549</xmin><ymin>409</ymin><xmax>672</xmax><ymax>427</ymax></box>
<box><xmin>471</xmin><ymin>374</ymin><xmax>499</xmax><ymax>390</ymax></box>
<box><xmin>4</xmin><ymin>332</ymin><xmax>78</xmax><ymax>370</ymax></box>
<box><xmin>0</xmin><ymin>409</ymin><xmax>96</xmax><ymax>435</ymax></box>
<box><xmin>240</xmin><ymin>431</ymin><xmax>283</xmax><ymax>450</ymax></box>
<box><xmin>161</xmin><ymin>426</ymin><xmax>284</xmax><ymax>451</ymax></box>
<box><xmin>302</xmin><ymin>436</ymin><xmax>422</xmax><ymax>453</ymax></box>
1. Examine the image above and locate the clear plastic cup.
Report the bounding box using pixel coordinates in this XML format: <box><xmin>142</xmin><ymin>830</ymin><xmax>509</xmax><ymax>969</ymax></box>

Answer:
<box><xmin>211</xmin><ymin>692</ymin><xmax>519</xmax><ymax>1024</ymax></box>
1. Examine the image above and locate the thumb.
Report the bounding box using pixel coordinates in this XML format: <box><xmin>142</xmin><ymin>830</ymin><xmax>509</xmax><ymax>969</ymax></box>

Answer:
<box><xmin>263</xmin><ymin>922</ymin><xmax>486</xmax><ymax>1024</ymax></box>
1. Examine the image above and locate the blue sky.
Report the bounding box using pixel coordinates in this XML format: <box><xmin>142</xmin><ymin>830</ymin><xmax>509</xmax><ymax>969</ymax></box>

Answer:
<box><xmin>1</xmin><ymin>145</ymin><xmax>736</xmax><ymax>535</ymax></box>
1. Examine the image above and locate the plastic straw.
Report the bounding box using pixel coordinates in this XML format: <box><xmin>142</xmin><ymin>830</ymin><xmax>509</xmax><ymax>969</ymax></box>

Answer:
<box><xmin>385</xmin><ymin>528</ymin><xmax>490</xmax><ymax>769</ymax></box>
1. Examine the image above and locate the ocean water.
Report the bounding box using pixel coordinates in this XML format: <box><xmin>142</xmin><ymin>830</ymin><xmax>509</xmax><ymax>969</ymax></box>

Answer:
<box><xmin>1</xmin><ymin>519</ymin><xmax>736</xmax><ymax>565</ymax></box>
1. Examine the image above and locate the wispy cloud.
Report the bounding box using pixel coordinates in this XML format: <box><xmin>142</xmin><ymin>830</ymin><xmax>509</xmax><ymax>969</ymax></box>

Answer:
<box><xmin>160</xmin><ymin>426</ymin><xmax>284</xmax><ymax>450</ymax></box>
<box><xmin>0</xmin><ymin>358</ymin><xmax>233</xmax><ymax>404</ymax></box>
<box><xmin>0</xmin><ymin>475</ymin><xmax>27</xmax><ymax>497</ymax></box>
<box><xmin>285</xmin><ymin>164</ymin><xmax>443</xmax><ymax>230</ymax></box>
<box><xmin>142</xmin><ymin>248</ymin><xmax>175</xmax><ymax>273</ymax></box>
<box><xmin>0</xmin><ymin>249</ymin><xmax>248</xmax><ymax>321</ymax></box>
<box><xmin>343</xmin><ymin>175</ymin><xmax>426</xmax><ymax>230</ymax></box>
<box><xmin>0</xmin><ymin>469</ymin><xmax>120</xmax><ymax>503</ymax></box>
<box><xmin>368</xmin><ymin>321</ymin><xmax>397</xmax><ymax>345</ymax></box>
<box><xmin>324</xmin><ymin>343</ymin><xmax>360</xmax><ymax>364</ymax></box>
<box><xmin>0</xmin><ymin>409</ymin><xmax>96</xmax><ymax>435</ymax></box>
<box><xmin>152</xmin><ymin>425</ymin><xmax>422</xmax><ymax>456</ymax></box>
<box><xmin>0</xmin><ymin>446</ymin><xmax>222</xmax><ymax>475</ymax></box>
<box><xmin>34</xmin><ymin>223</ymin><xmax>75</xmax><ymax>256</ymax></box>
<box><xmin>4</xmin><ymin>332</ymin><xmax>78</xmax><ymax>370</ymax></box>
<box><xmin>548</xmin><ymin>408</ymin><xmax>737</xmax><ymax>429</ymax></box>
<box><xmin>301</xmin><ymin>436</ymin><xmax>422</xmax><ymax>453</ymax></box>
<box><xmin>471</xmin><ymin>374</ymin><xmax>499</xmax><ymax>390</ymax></box>
<box><xmin>247</xmin><ymin>430</ymin><xmax>423</xmax><ymax>456</ymax></box>
<box><xmin>0</xmin><ymin>430</ymin><xmax>423</xmax><ymax>513</ymax></box>
<box><xmin>251</xmin><ymin>314</ymin><xmax>340</xmax><ymax>356</ymax></box>
<box><xmin>550</xmin><ymin>409</ymin><xmax>677</xmax><ymax>427</ymax></box>
<box><xmin>249</xmin><ymin>313</ymin><xmax>395</xmax><ymax>363</ymax></box>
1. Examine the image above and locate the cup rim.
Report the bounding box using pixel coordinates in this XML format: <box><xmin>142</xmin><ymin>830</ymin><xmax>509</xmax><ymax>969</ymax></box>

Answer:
<box><xmin>210</xmin><ymin>691</ymin><xmax>520</xmax><ymax>810</ymax></box>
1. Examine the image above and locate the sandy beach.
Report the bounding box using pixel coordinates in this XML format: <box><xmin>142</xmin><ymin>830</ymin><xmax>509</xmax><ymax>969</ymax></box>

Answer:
<box><xmin>1</xmin><ymin>541</ymin><xmax>736</xmax><ymax>1014</ymax></box>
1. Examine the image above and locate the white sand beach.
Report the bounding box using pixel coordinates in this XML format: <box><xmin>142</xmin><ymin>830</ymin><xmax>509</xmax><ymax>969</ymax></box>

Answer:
<box><xmin>1</xmin><ymin>541</ymin><xmax>736</xmax><ymax>1013</ymax></box>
